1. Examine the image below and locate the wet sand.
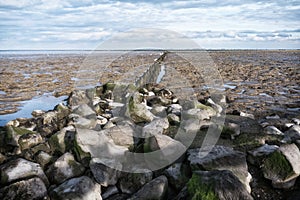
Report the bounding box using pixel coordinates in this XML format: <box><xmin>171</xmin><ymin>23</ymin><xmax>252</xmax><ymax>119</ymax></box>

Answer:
<box><xmin>0</xmin><ymin>50</ymin><xmax>299</xmax><ymax>125</ymax></box>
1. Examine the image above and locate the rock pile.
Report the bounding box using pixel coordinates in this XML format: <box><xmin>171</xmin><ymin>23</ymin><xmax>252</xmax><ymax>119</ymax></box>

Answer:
<box><xmin>0</xmin><ymin>82</ymin><xmax>299</xmax><ymax>200</ymax></box>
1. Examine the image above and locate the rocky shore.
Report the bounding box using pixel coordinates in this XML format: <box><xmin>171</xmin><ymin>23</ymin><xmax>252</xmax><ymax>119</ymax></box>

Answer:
<box><xmin>0</xmin><ymin>50</ymin><xmax>299</xmax><ymax>199</ymax></box>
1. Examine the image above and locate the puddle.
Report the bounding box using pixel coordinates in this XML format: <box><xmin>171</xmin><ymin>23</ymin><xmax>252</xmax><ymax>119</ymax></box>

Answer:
<box><xmin>0</xmin><ymin>91</ymin><xmax>6</xmax><ymax>95</ymax></box>
<box><xmin>0</xmin><ymin>94</ymin><xmax>68</xmax><ymax>126</ymax></box>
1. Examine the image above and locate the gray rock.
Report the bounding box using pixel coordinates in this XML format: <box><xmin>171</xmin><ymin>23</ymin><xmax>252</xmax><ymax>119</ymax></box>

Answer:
<box><xmin>248</xmin><ymin>144</ymin><xmax>279</xmax><ymax>165</ymax></box>
<box><xmin>35</xmin><ymin>151</ymin><xmax>53</xmax><ymax>168</ymax></box>
<box><xmin>119</xmin><ymin>168</ymin><xmax>153</xmax><ymax>194</ymax></box>
<box><xmin>164</xmin><ymin>162</ymin><xmax>190</xmax><ymax>191</ymax></box>
<box><xmin>0</xmin><ymin>158</ymin><xmax>49</xmax><ymax>186</ymax></box>
<box><xmin>103</xmin><ymin>121</ymin><xmax>116</xmax><ymax>129</ymax></box>
<box><xmin>90</xmin><ymin>158</ymin><xmax>122</xmax><ymax>187</ymax></box>
<box><xmin>71</xmin><ymin>114</ymin><xmax>97</xmax><ymax>129</ymax></box>
<box><xmin>101</xmin><ymin>186</ymin><xmax>119</xmax><ymax>199</ymax></box>
<box><xmin>106</xmin><ymin>194</ymin><xmax>129</xmax><ymax>200</ymax></box>
<box><xmin>46</xmin><ymin>152</ymin><xmax>85</xmax><ymax>184</ymax></box>
<box><xmin>264</xmin><ymin>126</ymin><xmax>284</xmax><ymax>135</ymax></box>
<box><xmin>68</xmin><ymin>90</ymin><xmax>90</xmax><ymax>107</ymax></box>
<box><xmin>73</xmin><ymin>103</ymin><xmax>96</xmax><ymax>119</ymax></box>
<box><xmin>50</xmin><ymin>176</ymin><xmax>102</xmax><ymax>200</ymax></box>
<box><xmin>188</xmin><ymin>170</ymin><xmax>253</xmax><ymax>200</ymax></box>
<box><xmin>167</xmin><ymin>113</ymin><xmax>180</xmax><ymax>125</ymax></box>
<box><xmin>128</xmin><ymin>175</ymin><xmax>168</xmax><ymax>200</ymax></box>
<box><xmin>188</xmin><ymin>146</ymin><xmax>252</xmax><ymax>193</ymax></box>
<box><xmin>32</xmin><ymin>109</ymin><xmax>45</xmax><ymax>117</ymax></box>
<box><xmin>5</xmin><ymin>126</ymin><xmax>36</xmax><ymax>147</ymax></box>
<box><xmin>142</xmin><ymin>118</ymin><xmax>169</xmax><ymax>136</ymax></box>
<box><xmin>291</xmin><ymin>118</ymin><xmax>300</xmax><ymax>125</ymax></box>
<box><xmin>181</xmin><ymin>119</ymin><xmax>201</xmax><ymax>134</ymax></box>
<box><xmin>222</xmin><ymin>122</ymin><xmax>240</xmax><ymax>139</ymax></box>
<box><xmin>151</xmin><ymin>105</ymin><xmax>167</xmax><ymax>117</ymax></box>
<box><xmin>167</xmin><ymin>104</ymin><xmax>182</xmax><ymax>116</ymax></box>
<box><xmin>49</xmin><ymin>125</ymin><xmax>75</xmax><ymax>154</ymax></box>
<box><xmin>207</xmin><ymin>98</ymin><xmax>223</xmax><ymax>114</ymax></box>
<box><xmin>128</xmin><ymin>92</ymin><xmax>154</xmax><ymax>123</ymax></box>
<box><xmin>182</xmin><ymin>108</ymin><xmax>211</xmax><ymax>121</ymax></box>
<box><xmin>0</xmin><ymin>177</ymin><xmax>47</xmax><ymax>200</ymax></box>
<box><xmin>74</xmin><ymin>129</ymin><xmax>128</xmax><ymax>164</ymax></box>
<box><xmin>284</xmin><ymin>125</ymin><xmax>300</xmax><ymax>142</ymax></box>
<box><xmin>263</xmin><ymin>143</ymin><xmax>300</xmax><ymax>189</ymax></box>
<box><xmin>103</xmin><ymin>124</ymin><xmax>135</xmax><ymax>147</ymax></box>
<box><xmin>18</xmin><ymin>132</ymin><xmax>43</xmax><ymax>150</ymax></box>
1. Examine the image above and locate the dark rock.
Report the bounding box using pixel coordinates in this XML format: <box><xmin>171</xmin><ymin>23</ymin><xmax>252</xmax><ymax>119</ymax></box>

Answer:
<box><xmin>0</xmin><ymin>177</ymin><xmax>47</xmax><ymax>200</ymax></box>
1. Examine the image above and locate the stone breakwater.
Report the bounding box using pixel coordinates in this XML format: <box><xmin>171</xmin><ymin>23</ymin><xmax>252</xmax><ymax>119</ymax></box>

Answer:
<box><xmin>0</xmin><ymin>80</ymin><xmax>299</xmax><ymax>200</ymax></box>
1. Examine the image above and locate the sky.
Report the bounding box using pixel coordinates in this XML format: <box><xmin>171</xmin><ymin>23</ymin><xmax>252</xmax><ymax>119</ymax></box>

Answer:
<box><xmin>0</xmin><ymin>0</ymin><xmax>299</xmax><ymax>50</ymax></box>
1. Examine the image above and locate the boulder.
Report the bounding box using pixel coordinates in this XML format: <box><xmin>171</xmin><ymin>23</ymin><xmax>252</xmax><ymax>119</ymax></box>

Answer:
<box><xmin>103</xmin><ymin>124</ymin><xmax>135</xmax><ymax>147</ymax></box>
<box><xmin>284</xmin><ymin>125</ymin><xmax>300</xmax><ymax>142</ymax></box>
<box><xmin>49</xmin><ymin>125</ymin><xmax>75</xmax><ymax>154</ymax></box>
<box><xmin>101</xmin><ymin>186</ymin><xmax>119</xmax><ymax>199</ymax></box>
<box><xmin>128</xmin><ymin>92</ymin><xmax>154</xmax><ymax>123</ymax></box>
<box><xmin>119</xmin><ymin>168</ymin><xmax>153</xmax><ymax>194</ymax></box>
<box><xmin>72</xmin><ymin>103</ymin><xmax>96</xmax><ymax>119</ymax></box>
<box><xmin>247</xmin><ymin>144</ymin><xmax>279</xmax><ymax>165</ymax></box>
<box><xmin>187</xmin><ymin>170</ymin><xmax>253</xmax><ymax>200</ymax></box>
<box><xmin>142</xmin><ymin>118</ymin><xmax>169</xmax><ymax>136</ymax></box>
<box><xmin>182</xmin><ymin>108</ymin><xmax>211</xmax><ymax>121</ymax></box>
<box><xmin>164</xmin><ymin>162</ymin><xmax>190</xmax><ymax>191</ymax></box>
<box><xmin>18</xmin><ymin>132</ymin><xmax>43</xmax><ymax>150</ymax></box>
<box><xmin>264</xmin><ymin>126</ymin><xmax>284</xmax><ymax>136</ymax></box>
<box><xmin>0</xmin><ymin>177</ymin><xmax>47</xmax><ymax>200</ymax></box>
<box><xmin>188</xmin><ymin>146</ymin><xmax>252</xmax><ymax>193</ymax></box>
<box><xmin>35</xmin><ymin>151</ymin><xmax>53</xmax><ymax>168</ymax></box>
<box><xmin>90</xmin><ymin>158</ymin><xmax>122</xmax><ymax>187</ymax></box>
<box><xmin>50</xmin><ymin>176</ymin><xmax>102</xmax><ymax>200</ymax></box>
<box><xmin>68</xmin><ymin>90</ymin><xmax>90</xmax><ymax>107</ymax></box>
<box><xmin>74</xmin><ymin>128</ymin><xmax>128</xmax><ymax>165</ymax></box>
<box><xmin>151</xmin><ymin>105</ymin><xmax>167</xmax><ymax>117</ymax></box>
<box><xmin>5</xmin><ymin>126</ymin><xmax>36</xmax><ymax>147</ymax></box>
<box><xmin>221</xmin><ymin>122</ymin><xmax>240</xmax><ymax>140</ymax></box>
<box><xmin>262</xmin><ymin>143</ymin><xmax>300</xmax><ymax>188</ymax></box>
<box><xmin>0</xmin><ymin>158</ymin><xmax>49</xmax><ymax>186</ymax></box>
<box><xmin>70</xmin><ymin>114</ymin><xmax>97</xmax><ymax>129</ymax></box>
<box><xmin>128</xmin><ymin>175</ymin><xmax>168</xmax><ymax>200</ymax></box>
<box><xmin>46</xmin><ymin>152</ymin><xmax>85</xmax><ymax>184</ymax></box>
<box><xmin>167</xmin><ymin>113</ymin><xmax>180</xmax><ymax>126</ymax></box>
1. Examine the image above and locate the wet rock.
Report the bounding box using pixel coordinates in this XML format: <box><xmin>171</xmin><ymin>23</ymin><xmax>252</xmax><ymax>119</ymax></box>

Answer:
<box><xmin>119</xmin><ymin>168</ymin><xmax>153</xmax><ymax>194</ymax></box>
<box><xmin>187</xmin><ymin>170</ymin><xmax>253</xmax><ymax>200</ymax></box>
<box><xmin>128</xmin><ymin>175</ymin><xmax>168</xmax><ymax>200</ymax></box>
<box><xmin>262</xmin><ymin>143</ymin><xmax>300</xmax><ymax>189</ymax></box>
<box><xmin>46</xmin><ymin>152</ymin><xmax>85</xmax><ymax>184</ymax></box>
<box><xmin>142</xmin><ymin>118</ymin><xmax>169</xmax><ymax>136</ymax></box>
<box><xmin>0</xmin><ymin>158</ymin><xmax>49</xmax><ymax>186</ymax></box>
<box><xmin>128</xmin><ymin>92</ymin><xmax>154</xmax><ymax>123</ymax></box>
<box><xmin>264</xmin><ymin>126</ymin><xmax>284</xmax><ymax>136</ymax></box>
<box><xmin>49</xmin><ymin>125</ymin><xmax>75</xmax><ymax>154</ymax></box>
<box><xmin>0</xmin><ymin>177</ymin><xmax>47</xmax><ymax>200</ymax></box>
<box><xmin>18</xmin><ymin>132</ymin><xmax>43</xmax><ymax>150</ymax></box>
<box><xmin>90</xmin><ymin>158</ymin><xmax>122</xmax><ymax>187</ymax></box>
<box><xmin>50</xmin><ymin>176</ymin><xmax>102</xmax><ymax>200</ymax></box>
<box><xmin>72</xmin><ymin>103</ymin><xmax>96</xmax><ymax>119</ymax></box>
<box><xmin>164</xmin><ymin>162</ymin><xmax>190</xmax><ymax>191</ymax></box>
<box><xmin>188</xmin><ymin>145</ymin><xmax>252</xmax><ymax>193</ymax></box>
<box><xmin>247</xmin><ymin>144</ymin><xmax>279</xmax><ymax>165</ymax></box>
<box><xmin>31</xmin><ymin>109</ymin><xmax>45</xmax><ymax>117</ymax></box>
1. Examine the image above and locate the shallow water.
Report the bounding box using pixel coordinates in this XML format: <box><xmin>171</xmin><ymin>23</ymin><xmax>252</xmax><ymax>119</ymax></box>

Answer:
<box><xmin>0</xmin><ymin>94</ymin><xmax>67</xmax><ymax>126</ymax></box>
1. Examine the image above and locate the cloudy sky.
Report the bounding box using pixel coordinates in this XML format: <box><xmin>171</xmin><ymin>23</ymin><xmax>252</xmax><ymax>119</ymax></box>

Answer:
<box><xmin>0</xmin><ymin>0</ymin><xmax>299</xmax><ymax>49</ymax></box>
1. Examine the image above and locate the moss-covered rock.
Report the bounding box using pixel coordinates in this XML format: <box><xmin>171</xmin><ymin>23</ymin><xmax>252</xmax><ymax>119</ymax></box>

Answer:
<box><xmin>6</xmin><ymin>126</ymin><xmax>36</xmax><ymax>147</ymax></box>
<box><xmin>187</xmin><ymin>173</ymin><xmax>217</xmax><ymax>200</ymax></box>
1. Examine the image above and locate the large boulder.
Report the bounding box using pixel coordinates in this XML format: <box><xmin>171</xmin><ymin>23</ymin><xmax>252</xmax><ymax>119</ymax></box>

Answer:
<box><xmin>46</xmin><ymin>152</ymin><xmax>85</xmax><ymax>184</ymax></box>
<box><xmin>18</xmin><ymin>132</ymin><xmax>43</xmax><ymax>151</ymax></box>
<box><xmin>72</xmin><ymin>103</ymin><xmax>96</xmax><ymax>119</ymax></box>
<box><xmin>188</xmin><ymin>145</ymin><xmax>252</xmax><ymax>193</ymax></box>
<box><xmin>262</xmin><ymin>143</ymin><xmax>300</xmax><ymax>189</ymax></box>
<box><xmin>74</xmin><ymin>128</ymin><xmax>128</xmax><ymax>165</ymax></box>
<box><xmin>50</xmin><ymin>176</ymin><xmax>102</xmax><ymax>200</ymax></box>
<box><xmin>5</xmin><ymin>126</ymin><xmax>36</xmax><ymax>148</ymax></box>
<box><xmin>49</xmin><ymin>125</ymin><xmax>75</xmax><ymax>154</ymax></box>
<box><xmin>0</xmin><ymin>158</ymin><xmax>49</xmax><ymax>186</ymax></box>
<box><xmin>187</xmin><ymin>170</ymin><xmax>253</xmax><ymax>200</ymax></box>
<box><xmin>128</xmin><ymin>175</ymin><xmax>168</xmax><ymax>200</ymax></box>
<box><xmin>0</xmin><ymin>177</ymin><xmax>47</xmax><ymax>200</ymax></box>
<box><xmin>103</xmin><ymin>124</ymin><xmax>135</xmax><ymax>148</ymax></box>
<box><xmin>142</xmin><ymin>118</ymin><xmax>169</xmax><ymax>136</ymax></box>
